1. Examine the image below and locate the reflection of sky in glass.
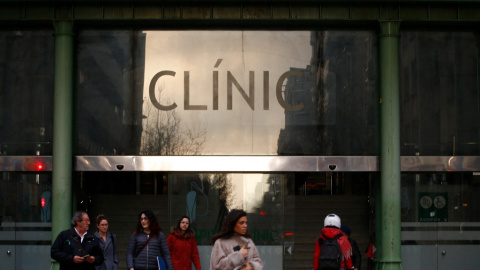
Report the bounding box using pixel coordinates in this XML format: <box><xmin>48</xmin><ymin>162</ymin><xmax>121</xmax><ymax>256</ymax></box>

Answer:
<box><xmin>143</xmin><ymin>31</ymin><xmax>311</xmax><ymax>155</ymax></box>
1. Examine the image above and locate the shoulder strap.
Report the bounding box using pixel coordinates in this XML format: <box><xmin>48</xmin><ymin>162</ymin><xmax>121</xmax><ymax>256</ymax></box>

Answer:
<box><xmin>318</xmin><ymin>233</ymin><xmax>342</xmax><ymax>245</ymax></box>
<box><xmin>135</xmin><ymin>235</ymin><xmax>152</xmax><ymax>259</ymax></box>
<box><xmin>70</xmin><ymin>229</ymin><xmax>87</xmax><ymax>256</ymax></box>
<box><xmin>333</xmin><ymin>233</ymin><xmax>342</xmax><ymax>240</ymax></box>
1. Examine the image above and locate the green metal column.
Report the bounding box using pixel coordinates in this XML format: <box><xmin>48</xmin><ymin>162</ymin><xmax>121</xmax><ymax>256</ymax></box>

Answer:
<box><xmin>376</xmin><ymin>21</ymin><xmax>403</xmax><ymax>270</ymax></box>
<box><xmin>51</xmin><ymin>20</ymin><xmax>74</xmax><ymax>270</ymax></box>
<box><xmin>374</xmin><ymin>173</ymin><xmax>382</xmax><ymax>267</ymax></box>
<box><xmin>477</xmin><ymin>33</ymin><xmax>480</xmax><ymax>154</ymax></box>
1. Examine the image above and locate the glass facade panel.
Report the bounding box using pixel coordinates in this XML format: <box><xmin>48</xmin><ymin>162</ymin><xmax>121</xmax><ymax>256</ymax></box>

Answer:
<box><xmin>168</xmin><ymin>173</ymin><xmax>284</xmax><ymax>269</ymax></box>
<box><xmin>0</xmin><ymin>172</ymin><xmax>52</xmax><ymax>270</ymax></box>
<box><xmin>400</xmin><ymin>172</ymin><xmax>480</xmax><ymax>269</ymax></box>
<box><xmin>75</xmin><ymin>171</ymin><xmax>374</xmax><ymax>270</ymax></box>
<box><xmin>76</xmin><ymin>30</ymin><xmax>377</xmax><ymax>155</ymax></box>
<box><xmin>76</xmin><ymin>30</ymin><xmax>146</xmax><ymax>155</ymax></box>
<box><xmin>0</xmin><ymin>31</ymin><xmax>54</xmax><ymax>156</ymax></box>
<box><xmin>400</xmin><ymin>31</ymin><xmax>480</xmax><ymax>156</ymax></box>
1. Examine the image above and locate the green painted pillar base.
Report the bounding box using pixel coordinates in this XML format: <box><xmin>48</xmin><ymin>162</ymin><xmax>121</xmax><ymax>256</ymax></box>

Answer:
<box><xmin>375</xmin><ymin>261</ymin><xmax>403</xmax><ymax>270</ymax></box>
<box><xmin>51</xmin><ymin>260</ymin><xmax>59</xmax><ymax>270</ymax></box>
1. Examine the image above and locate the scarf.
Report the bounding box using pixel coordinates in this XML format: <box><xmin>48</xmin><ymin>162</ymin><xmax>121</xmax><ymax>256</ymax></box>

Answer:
<box><xmin>321</xmin><ymin>227</ymin><xmax>352</xmax><ymax>261</ymax></box>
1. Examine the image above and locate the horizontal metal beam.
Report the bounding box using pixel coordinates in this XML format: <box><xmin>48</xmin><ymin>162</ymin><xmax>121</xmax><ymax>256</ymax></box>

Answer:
<box><xmin>1</xmin><ymin>156</ymin><xmax>479</xmax><ymax>172</ymax></box>
<box><xmin>1</xmin><ymin>2</ymin><xmax>479</xmax><ymax>24</ymax></box>
<box><xmin>0</xmin><ymin>156</ymin><xmax>52</xmax><ymax>172</ymax></box>
<box><xmin>75</xmin><ymin>156</ymin><xmax>378</xmax><ymax>172</ymax></box>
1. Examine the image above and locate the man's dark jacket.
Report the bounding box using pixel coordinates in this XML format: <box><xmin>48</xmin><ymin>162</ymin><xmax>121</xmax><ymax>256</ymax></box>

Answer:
<box><xmin>349</xmin><ymin>237</ymin><xmax>362</xmax><ymax>270</ymax></box>
<box><xmin>51</xmin><ymin>228</ymin><xmax>104</xmax><ymax>270</ymax></box>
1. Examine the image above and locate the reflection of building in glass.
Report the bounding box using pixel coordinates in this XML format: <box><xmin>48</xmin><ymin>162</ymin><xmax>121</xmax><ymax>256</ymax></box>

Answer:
<box><xmin>278</xmin><ymin>31</ymin><xmax>377</xmax><ymax>156</ymax></box>
<box><xmin>0</xmin><ymin>31</ymin><xmax>54</xmax><ymax>155</ymax></box>
<box><xmin>277</xmin><ymin>66</ymin><xmax>319</xmax><ymax>155</ymax></box>
<box><xmin>77</xmin><ymin>31</ymin><xmax>146</xmax><ymax>155</ymax></box>
<box><xmin>400</xmin><ymin>32</ymin><xmax>479</xmax><ymax>156</ymax></box>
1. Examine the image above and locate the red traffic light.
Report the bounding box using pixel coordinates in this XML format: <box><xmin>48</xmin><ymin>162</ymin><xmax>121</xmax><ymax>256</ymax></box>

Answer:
<box><xmin>35</xmin><ymin>162</ymin><xmax>44</xmax><ymax>171</ymax></box>
<box><xmin>41</xmin><ymin>197</ymin><xmax>46</xmax><ymax>207</ymax></box>
<box><xmin>24</xmin><ymin>157</ymin><xmax>48</xmax><ymax>171</ymax></box>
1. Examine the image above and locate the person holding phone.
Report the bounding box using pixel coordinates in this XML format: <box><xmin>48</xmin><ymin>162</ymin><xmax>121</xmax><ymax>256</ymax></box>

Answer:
<box><xmin>51</xmin><ymin>211</ymin><xmax>104</xmax><ymax>270</ymax></box>
<box><xmin>94</xmin><ymin>214</ymin><xmax>119</xmax><ymax>270</ymax></box>
<box><xmin>210</xmin><ymin>209</ymin><xmax>263</xmax><ymax>270</ymax></box>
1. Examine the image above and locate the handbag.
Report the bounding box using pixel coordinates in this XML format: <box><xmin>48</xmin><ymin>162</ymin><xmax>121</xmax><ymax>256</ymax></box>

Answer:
<box><xmin>157</xmin><ymin>256</ymin><xmax>167</xmax><ymax>270</ymax></box>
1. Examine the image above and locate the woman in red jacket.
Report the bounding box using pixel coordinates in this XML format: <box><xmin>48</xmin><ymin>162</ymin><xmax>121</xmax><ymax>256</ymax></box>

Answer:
<box><xmin>167</xmin><ymin>215</ymin><xmax>202</xmax><ymax>270</ymax></box>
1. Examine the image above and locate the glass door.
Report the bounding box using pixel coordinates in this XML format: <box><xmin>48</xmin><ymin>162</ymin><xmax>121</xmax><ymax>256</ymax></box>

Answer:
<box><xmin>75</xmin><ymin>171</ymin><xmax>285</xmax><ymax>270</ymax></box>
<box><xmin>75</xmin><ymin>170</ymin><xmax>375</xmax><ymax>270</ymax></box>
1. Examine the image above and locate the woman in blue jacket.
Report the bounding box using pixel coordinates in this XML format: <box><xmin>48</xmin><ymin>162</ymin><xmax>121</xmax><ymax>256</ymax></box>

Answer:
<box><xmin>94</xmin><ymin>214</ymin><xmax>119</xmax><ymax>270</ymax></box>
<box><xmin>126</xmin><ymin>210</ymin><xmax>173</xmax><ymax>270</ymax></box>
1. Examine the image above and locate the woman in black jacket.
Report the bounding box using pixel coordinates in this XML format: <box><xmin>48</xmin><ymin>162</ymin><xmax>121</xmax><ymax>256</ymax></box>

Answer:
<box><xmin>126</xmin><ymin>210</ymin><xmax>173</xmax><ymax>270</ymax></box>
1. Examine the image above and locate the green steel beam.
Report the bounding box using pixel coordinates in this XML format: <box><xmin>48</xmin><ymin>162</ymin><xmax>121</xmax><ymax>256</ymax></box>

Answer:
<box><xmin>377</xmin><ymin>20</ymin><xmax>402</xmax><ymax>270</ymax></box>
<box><xmin>51</xmin><ymin>20</ymin><xmax>74</xmax><ymax>270</ymax></box>
<box><xmin>2</xmin><ymin>0</ymin><xmax>480</xmax><ymax>2</ymax></box>
<box><xmin>477</xmin><ymin>33</ymin><xmax>480</xmax><ymax>154</ymax></box>
<box><xmin>1</xmin><ymin>2</ymin><xmax>480</xmax><ymax>24</ymax></box>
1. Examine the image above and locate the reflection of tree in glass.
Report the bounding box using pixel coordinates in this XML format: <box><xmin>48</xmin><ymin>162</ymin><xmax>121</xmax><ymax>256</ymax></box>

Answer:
<box><xmin>205</xmin><ymin>173</ymin><xmax>233</xmax><ymax>232</ymax></box>
<box><xmin>140</xmin><ymin>88</ymin><xmax>206</xmax><ymax>155</ymax></box>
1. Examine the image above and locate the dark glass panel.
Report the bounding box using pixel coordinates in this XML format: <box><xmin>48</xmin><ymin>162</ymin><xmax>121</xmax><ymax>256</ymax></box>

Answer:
<box><xmin>400</xmin><ymin>32</ymin><xmax>479</xmax><ymax>156</ymax></box>
<box><xmin>0</xmin><ymin>31</ymin><xmax>54</xmax><ymax>155</ymax></box>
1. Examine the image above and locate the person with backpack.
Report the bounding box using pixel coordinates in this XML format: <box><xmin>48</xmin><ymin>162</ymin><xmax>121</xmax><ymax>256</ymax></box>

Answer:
<box><xmin>313</xmin><ymin>214</ymin><xmax>353</xmax><ymax>270</ymax></box>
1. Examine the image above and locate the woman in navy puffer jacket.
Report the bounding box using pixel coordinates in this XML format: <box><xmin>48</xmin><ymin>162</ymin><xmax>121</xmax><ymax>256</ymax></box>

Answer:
<box><xmin>126</xmin><ymin>210</ymin><xmax>173</xmax><ymax>270</ymax></box>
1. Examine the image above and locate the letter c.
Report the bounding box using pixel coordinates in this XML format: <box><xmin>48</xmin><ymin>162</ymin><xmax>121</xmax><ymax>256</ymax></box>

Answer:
<box><xmin>149</xmin><ymin>70</ymin><xmax>177</xmax><ymax>111</ymax></box>
<box><xmin>276</xmin><ymin>70</ymin><xmax>305</xmax><ymax>111</ymax></box>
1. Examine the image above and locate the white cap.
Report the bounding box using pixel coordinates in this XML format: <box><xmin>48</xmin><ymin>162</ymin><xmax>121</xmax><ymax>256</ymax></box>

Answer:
<box><xmin>324</xmin><ymin>213</ymin><xmax>341</xmax><ymax>228</ymax></box>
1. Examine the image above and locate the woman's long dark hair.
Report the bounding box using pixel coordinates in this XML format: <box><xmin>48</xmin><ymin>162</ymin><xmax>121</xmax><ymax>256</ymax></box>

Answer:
<box><xmin>134</xmin><ymin>210</ymin><xmax>162</xmax><ymax>237</ymax></box>
<box><xmin>211</xmin><ymin>209</ymin><xmax>251</xmax><ymax>244</ymax></box>
<box><xmin>173</xmin><ymin>215</ymin><xmax>195</xmax><ymax>238</ymax></box>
